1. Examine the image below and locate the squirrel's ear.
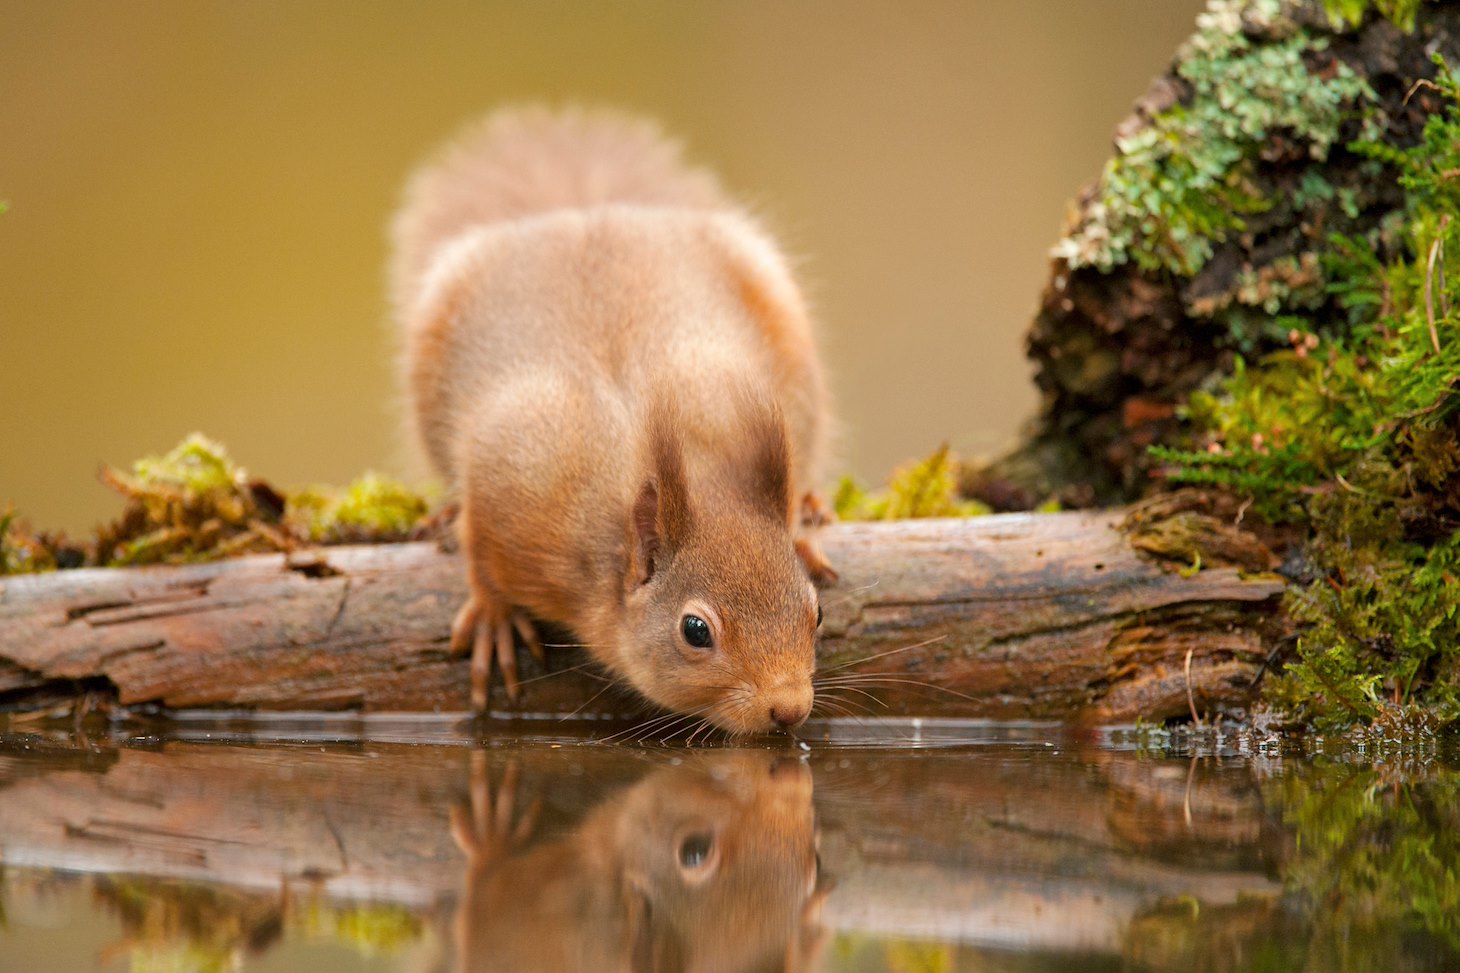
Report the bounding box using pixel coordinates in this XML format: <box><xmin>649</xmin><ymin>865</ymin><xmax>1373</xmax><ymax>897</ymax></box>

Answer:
<box><xmin>631</xmin><ymin>478</ymin><xmax>663</xmax><ymax>585</ymax></box>
<box><xmin>749</xmin><ymin>405</ymin><xmax>793</xmax><ymax>523</ymax></box>
<box><xmin>630</xmin><ymin>417</ymin><xmax>692</xmax><ymax>585</ymax></box>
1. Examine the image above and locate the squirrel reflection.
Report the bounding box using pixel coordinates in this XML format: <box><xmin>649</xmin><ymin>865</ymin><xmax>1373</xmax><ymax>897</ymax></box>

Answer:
<box><xmin>443</xmin><ymin>750</ymin><xmax>827</xmax><ymax>973</ymax></box>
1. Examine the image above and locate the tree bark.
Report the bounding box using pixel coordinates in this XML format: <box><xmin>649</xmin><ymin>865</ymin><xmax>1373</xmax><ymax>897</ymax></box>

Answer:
<box><xmin>0</xmin><ymin>505</ymin><xmax>1286</xmax><ymax>724</ymax></box>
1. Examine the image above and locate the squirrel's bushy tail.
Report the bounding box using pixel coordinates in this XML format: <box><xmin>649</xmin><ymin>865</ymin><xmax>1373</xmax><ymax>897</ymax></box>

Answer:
<box><xmin>390</xmin><ymin>106</ymin><xmax>730</xmax><ymax>314</ymax></box>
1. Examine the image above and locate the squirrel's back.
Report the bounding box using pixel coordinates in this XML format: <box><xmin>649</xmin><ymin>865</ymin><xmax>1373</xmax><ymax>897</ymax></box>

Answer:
<box><xmin>390</xmin><ymin>106</ymin><xmax>732</xmax><ymax>317</ymax></box>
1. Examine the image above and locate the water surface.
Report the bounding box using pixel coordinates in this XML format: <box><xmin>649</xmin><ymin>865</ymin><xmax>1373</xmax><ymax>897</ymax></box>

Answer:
<box><xmin>1</xmin><ymin>720</ymin><xmax>1455</xmax><ymax>971</ymax></box>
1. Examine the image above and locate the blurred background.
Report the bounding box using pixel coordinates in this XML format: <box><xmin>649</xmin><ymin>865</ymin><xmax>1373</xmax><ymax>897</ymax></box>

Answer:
<box><xmin>1</xmin><ymin>0</ymin><xmax>1206</xmax><ymax>533</ymax></box>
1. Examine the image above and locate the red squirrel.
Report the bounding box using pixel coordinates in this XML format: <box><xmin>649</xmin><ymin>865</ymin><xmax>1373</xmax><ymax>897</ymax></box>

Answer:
<box><xmin>391</xmin><ymin>108</ymin><xmax>834</xmax><ymax>734</ymax></box>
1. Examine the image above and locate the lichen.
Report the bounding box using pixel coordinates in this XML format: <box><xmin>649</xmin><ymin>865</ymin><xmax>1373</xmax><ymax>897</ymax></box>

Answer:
<box><xmin>1053</xmin><ymin>0</ymin><xmax>1378</xmax><ymax>277</ymax></box>
<box><xmin>834</xmin><ymin>445</ymin><xmax>990</xmax><ymax>521</ymax></box>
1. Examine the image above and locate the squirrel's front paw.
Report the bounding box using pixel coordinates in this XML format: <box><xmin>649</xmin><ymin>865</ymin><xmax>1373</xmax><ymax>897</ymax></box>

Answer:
<box><xmin>800</xmin><ymin>491</ymin><xmax>837</xmax><ymax>529</ymax></box>
<box><xmin>795</xmin><ymin>536</ymin><xmax>839</xmax><ymax>585</ymax></box>
<box><xmin>450</xmin><ymin>593</ymin><xmax>542</xmax><ymax>710</ymax></box>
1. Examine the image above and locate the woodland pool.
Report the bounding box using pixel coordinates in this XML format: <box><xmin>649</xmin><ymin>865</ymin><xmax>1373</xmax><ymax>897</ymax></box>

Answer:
<box><xmin>0</xmin><ymin>717</ymin><xmax>1455</xmax><ymax>972</ymax></box>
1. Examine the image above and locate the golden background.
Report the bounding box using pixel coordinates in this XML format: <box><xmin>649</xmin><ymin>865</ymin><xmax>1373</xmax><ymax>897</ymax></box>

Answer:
<box><xmin>1</xmin><ymin>1</ymin><xmax>1205</xmax><ymax>532</ymax></box>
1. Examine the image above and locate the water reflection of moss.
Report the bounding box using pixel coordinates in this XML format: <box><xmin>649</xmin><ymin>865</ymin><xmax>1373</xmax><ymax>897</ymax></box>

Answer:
<box><xmin>95</xmin><ymin>876</ymin><xmax>282</xmax><ymax>971</ymax></box>
<box><xmin>1124</xmin><ymin>894</ymin><xmax>1309</xmax><ymax>972</ymax></box>
<box><xmin>826</xmin><ymin>934</ymin><xmax>958</xmax><ymax>973</ymax></box>
<box><xmin>1275</xmin><ymin>762</ymin><xmax>1460</xmax><ymax>959</ymax></box>
<box><xmin>88</xmin><ymin>875</ymin><xmax>424</xmax><ymax>969</ymax></box>
<box><xmin>292</xmin><ymin>899</ymin><xmax>422</xmax><ymax>957</ymax></box>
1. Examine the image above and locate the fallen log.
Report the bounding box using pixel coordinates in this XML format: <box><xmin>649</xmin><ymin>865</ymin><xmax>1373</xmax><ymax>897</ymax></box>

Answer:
<box><xmin>0</xmin><ymin>508</ymin><xmax>1287</xmax><ymax>724</ymax></box>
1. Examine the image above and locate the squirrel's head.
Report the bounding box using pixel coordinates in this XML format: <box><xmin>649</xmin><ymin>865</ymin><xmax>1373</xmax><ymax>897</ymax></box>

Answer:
<box><xmin>618</xmin><ymin>407</ymin><xmax>821</xmax><ymax>736</ymax></box>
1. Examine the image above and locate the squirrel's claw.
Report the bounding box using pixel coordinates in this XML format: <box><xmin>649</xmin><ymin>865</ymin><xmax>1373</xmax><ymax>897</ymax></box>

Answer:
<box><xmin>800</xmin><ymin>491</ymin><xmax>836</xmax><ymax>529</ymax></box>
<box><xmin>451</xmin><ymin>593</ymin><xmax>537</xmax><ymax>710</ymax></box>
<box><xmin>795</xmin><ymin>536</ymin><xmax>839</xmax><ymax>585</ymax></box>
<box><xmin>450</xmin><ymin>753</ymin><xmax>541</xmax><ymax>864</ymax></box>
<box><xmin>512</xmin><ymin>613</ymin><xmax>544</xmax><ymax>664</ymax></box>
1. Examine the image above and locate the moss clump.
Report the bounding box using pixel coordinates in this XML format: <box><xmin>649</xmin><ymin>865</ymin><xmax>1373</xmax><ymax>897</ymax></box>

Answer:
<box><xmin>0</xmin><ymin>505</ymin><xmax>57</xmax><ymax>574</ymax></box>
<box><xmin>834</xmin><ymin>445</ymin><xmax>990</xmax><ymax>521</ymax></box>
<box><xmin>287</xmin><ymin>473</ymin><xmax>429</xmax><ymax>544</ymax></box>
<box><xmin>0</xmin><ymin>434</ymin><xmax>435</xmax><ymax>574</ymax></box>
<box><xmin>1021</xmin><ymin>0</ymin><xmax>1460</xmax><ymax>508</ymax></box>
<box><xmin>1054</xmin><ymin>0</ymin><xmax>1377</xmax><ymax>278</ymax></box>
<box><xmin>95</xmin><ymin>433</ymin><xmax>291</xmax><ymax>566</ymax></box>
<box><xmin>1154</xmin><ymin>54</ymin><xmax>1460</xmax><ymax>730</ymax></box>
<box><xmin>1322</xmin><ymin>0</ymin><xmax>1425</xmax><ymax>30</ymax></box>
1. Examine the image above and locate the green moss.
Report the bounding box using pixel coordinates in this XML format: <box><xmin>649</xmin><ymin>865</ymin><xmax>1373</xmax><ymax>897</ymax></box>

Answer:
<box><xmin>1155</xmin><ymin>54</ymin><xmax>1460</xmax><ymax>730</ymax></box>
<box><xmin>128</xmin><ymin>433</ymin><xmax>241</xmax><ymax>496</ymax></box>
<box><xmin>2</xmin><ymin>434</ymin><xmax>435</xmax><ymax>573</ymax></box>
<box><xmin>98</xmin><ymin>433</ymin><xmax>277</xmax><ymax>566</ymax></box>
<box><xmin>0</xmin><ymin>506</ymin><xmax>56</xmax><ymax>575</ymax></box>
<box><xmin>1322</xmin><ymin>0</ymin><xmax>1425</xmax><ymax>30</ymax></box>
<box><xmin>1055</xmin><ymin>0</ymin><xmax>1377</xmax><ymax>277</ymax></box>
<box><xmin>287</xmin><ymin>473</ymin><xmax>429</xmax><ymax>543</ymax></box>
<box><xmin>834</xmin><ymin>445</ymin><xmax>990</xmax><ymax>521</ymax></box>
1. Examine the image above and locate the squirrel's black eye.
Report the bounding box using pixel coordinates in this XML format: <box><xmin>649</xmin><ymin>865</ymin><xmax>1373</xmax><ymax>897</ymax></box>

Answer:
<box><xmin>679</xmin><ymin>833</ymin><xmax>714</xmax><ymax>868</ymax></box>
<box><xmin>681</xmin><ymin>614</ymin><xmax>713</xmax><ymax>649</ymax></box>
<box><xmin>816</xmin><ymin>604</ymin><xmax>823</xmax><ymax>628</ymax></box>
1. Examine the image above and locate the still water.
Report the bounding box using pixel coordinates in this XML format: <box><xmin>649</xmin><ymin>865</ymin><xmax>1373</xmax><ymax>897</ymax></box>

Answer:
<box><xmin>0</xmin><ymin>719</ymin><xmax>1455</xmax><ymax>972</ymax></box>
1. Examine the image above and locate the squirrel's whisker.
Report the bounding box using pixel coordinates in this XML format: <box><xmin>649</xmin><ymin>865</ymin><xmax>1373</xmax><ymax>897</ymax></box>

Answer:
<box><xmin>817</xmin><ymin>634</ymin><xmax>947</xmax><ymax>674</ymax></box>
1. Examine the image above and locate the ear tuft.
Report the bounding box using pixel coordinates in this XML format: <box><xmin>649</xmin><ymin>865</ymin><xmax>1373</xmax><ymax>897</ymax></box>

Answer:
<box><xmin>749</xmin><ymin>401</ymin><xmax>793</xmax><ymax>522</ymax></box>
<box><xmin>632</xmin><ymin>478</ymin><xmax>662</xmax><ymax>585</ymax></box>
<box><xmin>629</xmin><ymin>406</ymin><xmax>693</xmax><ymax>586</ymax></box>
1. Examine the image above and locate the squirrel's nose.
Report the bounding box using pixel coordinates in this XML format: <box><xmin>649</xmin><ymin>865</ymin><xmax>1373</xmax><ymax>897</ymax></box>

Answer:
<box><xmin>765</xmin><ymin>680</ymin><xmax>813</xmax><ymax>731</ymax></box>
<box><xmin>768</xmin><ymin>689</ymin><xmax>812</xmax><ymax>730</ymax></box>
<box><xmin>770</xmin><ymin>704</ymin><xmax>808</xmax><ymax>729</ymax></box>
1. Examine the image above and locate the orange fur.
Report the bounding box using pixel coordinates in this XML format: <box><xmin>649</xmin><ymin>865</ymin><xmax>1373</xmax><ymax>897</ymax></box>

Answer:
<box><xmin>393</xmin><ymin>107</ymin><xmax>832</xmax><ymax>733</ymax></box>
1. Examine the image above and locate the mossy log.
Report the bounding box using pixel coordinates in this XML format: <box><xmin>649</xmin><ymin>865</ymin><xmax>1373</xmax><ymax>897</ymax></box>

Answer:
<box><xmin>0</xmin><ymin>507</ymin><xmax>1286</xmax><ymax>724</ymax></box>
